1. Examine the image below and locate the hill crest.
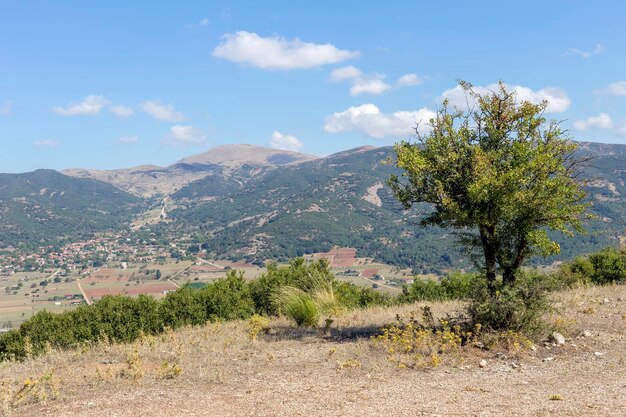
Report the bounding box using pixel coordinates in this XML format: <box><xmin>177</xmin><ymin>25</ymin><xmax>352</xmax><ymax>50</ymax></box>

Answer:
<box><xmin>178</xmin><ymin>144</ymin><xmax>317</xmax><ymax>167</ymax></box>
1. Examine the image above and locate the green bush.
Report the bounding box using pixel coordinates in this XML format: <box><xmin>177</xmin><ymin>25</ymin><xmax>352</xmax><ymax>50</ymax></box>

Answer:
<box><xmin>198</xmin><ymin>270</ymin><xmax>255</xmax><ymax>321</ymax></box>
<box><xmin>401</xmin><ymin>279</ymin><xmax>447</xmax><ymax>302</ymax></box>
<box><xmin>400</xmin><ymin>271</ymin><xmax>481</xmax><ymax>302</ymax></box>
<box><xmin>159</xmin><ymin>287</ymin><xmax>207</xmax><ymax>328</ymax></box>
<box><xmin>273</xmin><ymin>287</ymin><xmax>320</xmax><ymax>327</ymax></box>
<box><xmin>558</xmin><ymin>247</ymin><xmax>625</xmax><ymax>286</ymax></box>
<box><xmin>334</xmin><ymin>281</ymin><xmax>393</xmax><ymax>308</ymax></box>
<box><xmin>249</xmin><ymin>258</ymin><xmax>334</xmax><ymax>315</ymax></box>
<box><xmin>0</xmin><ymin>272</ymin><xmax>255</xmax><ymax>362</ymax></box>
<box><xmin>467</xmin><ymin>271</ymin><xmax>552</xmax><ymax>336</ymax></box>
<box><xmin>588</xmin><ymin>247</ymin><xmax>626</xmax><ymax>284</ymax></box>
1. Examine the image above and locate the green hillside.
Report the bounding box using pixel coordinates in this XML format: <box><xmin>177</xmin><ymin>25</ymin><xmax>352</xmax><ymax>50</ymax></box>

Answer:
<box><xmin>169</xmin><ymin>143</ymin><xmax>626</xmax><ymax>272</ymax></box>
<box><xmin>0</xmin><ymin>169</ymin><xmax>145</xmax><ymax>247</ymax></box>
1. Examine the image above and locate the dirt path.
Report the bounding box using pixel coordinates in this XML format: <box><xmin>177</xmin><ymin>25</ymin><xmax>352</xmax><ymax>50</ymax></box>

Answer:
<box><xmin>75</xmin><ymin>278</ymin><xmax>91</xmax><ymax>305</ymax></box>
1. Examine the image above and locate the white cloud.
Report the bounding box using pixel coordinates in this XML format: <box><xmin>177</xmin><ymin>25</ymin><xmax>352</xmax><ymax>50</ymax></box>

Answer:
<box><xmin>330</xmin><ymin>65</ymin><xmax>362</xmax><ymax>81</ymax></box>
<box><xmin>608</xmin><ymin>81</ymin><xmax>626</xmax><ymax>96</ymax></box>
<box><xmin>53</xmin><ymin>95</ymin><xmax>110</xmax><ymax>116</ymax></box>
<box><xmin>186</xmin><ymin>18</ymin><xmax>209</xmax><ymax>28</ymax></box>
<box><xmin>0</xmin><ymin>100</ymin><xmax>11</xmax><ymax>115</ymax></box>
<box><xmin>396</xmin><ymin>73</ymin><xmax>424</xmax><ymax>87</ymax></box>
<box><xmin>269</xmin><ymin>131</ymin><xmax>303</xmax><ymax>151</ymax></box>
<box><xmin>212</xmin><ymin>31</ymin><xmax>358</xmax><ymax>70</ymax></box>
<box><xmin>573</xmin><ymin>113</ymin><xmax>613</xmax><ymax>131</ymax></box>
<box><xmin>331</xmin><ymin>67</ymin><xmax>423</xmax><ymax>96</ymax></box>
<box><xmin>567</xmin><ymin>43</ymin><xmax>606</xmax><ymax>58</ymax></box>
<box><xmin>116</xmin><ymin>135</ymin><xmax>139</xmax><ymax>145</ymax></box>
<box><xmin>330</xmin><ymin>66</ymin><xmax>391</xmax><ymax>96</ymax></box>
<box><xmin>350</xmin><ymin>77</ymin><xmax>391</xmax><ymax>96</ymax></box>
<box><xmin>324</xmin><ymin>104</ymin><xmax>436</xmax><ymax>138</ymax></box>
<box><xmin>440</xmin><ymin>83</ymin><xmax>570</xmax><ymax>113</ymax></box>
<box><xmin>110</xmin><ymin>105</ymin><xmax>134</xmax><ymax>118</ymax></box>
<box><xmin>617</xmin><ymin>124</ymin><xmax>626</xmax><ymax>135</ymax></box>
<box><xmin>140</xmin><ymin>100</ymin><xmax>185</xmax><ymax>122</ymax></box>
<box><xmin>33</xmin><ymin>139</ymin><xmax>59</xmax><ymax>148</ymax></box>
<box><xmin>162</xmin><ymin>125</ymin><xmax>206</xmax><ymax>146</ymax></box>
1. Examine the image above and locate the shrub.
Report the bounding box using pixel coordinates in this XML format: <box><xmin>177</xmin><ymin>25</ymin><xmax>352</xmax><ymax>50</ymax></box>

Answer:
<box><xmin>249</xmin><ymin>258</ymin><xmax>334</xmax><ymax>315</ymax></box>
<box><xmin>557</xmin><ymin>247</ymin><xmax>625</xmax><ymax>286</ymax></box>
<box><xmin>373</xmin><ymin>307</ymin><xmax>474</xmax><ymax>368</ymax></box>
<box><xmin>401</xmin><ymin>279</ymin><xmax>447</xmax><ymax>302</ymax></box>
<box><xmin>159</xmin><ymin>287</ymin><xmax>207</xmax><ymax>328</ymax></box>
<box><xmin>440</xmin><ymin>271</ymin><xmax>483</xmax><ymax>299</ymax></box>
<box><xmin>198</xmin><ymin>270</ymin><xmax>255</xmax><ymax>321</ymax></box>
<box><xmin>400</xmin><ymin>271</ymin><xmax>481</xmax><ymax>302</ymax></box>
<box><xmin>248</xmin><ymin>315</ymin><xmax>271</xmax><ymax>341</ymax></box>
<box><xmin>588</xmin><ymin>247</ymin><xmax>626</xmax><ymax>284</ymax></box>
<box><xmin>273</xmin><ymin>287</ymin><xmax>320</xmax><ymax>327</ymax></box>
<box><xmin>467</xmin><ymin>271</ymin><xmax>552</xmax><ymax>337</ymax></box>
<box><xmin>334</xmin><ymin>282</ymin><xmax>392</xmax><ymax>309</ymax></box>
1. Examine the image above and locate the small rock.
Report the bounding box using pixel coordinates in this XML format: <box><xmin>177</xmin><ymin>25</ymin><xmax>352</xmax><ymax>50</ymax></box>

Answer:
<box><xmin>495</xmin><ymin>352</ymin><xmax>506</xmax><ymax>359</ymax></box>
<box><xmin>543</xmin><ymin>357</ymin><xmax>554</xmax><ymax>362</ymax></box>
<box><xmin>602</xmin><ymin>298</ymin><xmax>610</xmax><ymax>304</ymax></box>
<box><xmin>530</xmin><ymin>345</ymin><xmax>537</xmax><ymax>352</ymax></box>
<box><xmin>617</xmin><ymin>297</ymin><xmax>623</xmax><ymax>302</ymax></box>
<box><xmin>479</xmin><ymin>359</ymin><xmax>488</xmax><ymax>368</ymax></box>
<box><xmin>594</xmin><ymin>351</ymin><xmax>604</xmax><ymax>357</ymax></box>
<box><xmin>582</xmin><ymin>330</ymin><xmax>592</xmax><ymax>338</ymax></box>
<box><xmin>550</xmin><ymin>332</ymin><xmax>566</xmax><ymax>345</ymax></box>
<box><xmin>511</xmin><ymin>362</ymin><xmax>520</xmax><ymax>369</ymax></box>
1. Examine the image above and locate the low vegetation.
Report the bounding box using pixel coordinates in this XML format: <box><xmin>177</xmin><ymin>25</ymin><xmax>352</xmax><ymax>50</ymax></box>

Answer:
<box><xmin>2</xmin><ymin>246</ymin><xmax>624</xmax><ymax>365</ymax></box>
<box><xmin>0</xmin><ymin>259</ymin><xmax>389</xmax><ymax>362</ymax></box>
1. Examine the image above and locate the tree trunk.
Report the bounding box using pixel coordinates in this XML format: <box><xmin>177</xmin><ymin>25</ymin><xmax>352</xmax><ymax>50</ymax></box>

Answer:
<box><xmin>502</xmin><ymin>268</ymin><xmax>515</xmax><ymax>287</ymax></box>
<box><xmin>480</xmin><ymin>227</ymin><xmax>498</xmax><ymax>296</ymax></box>
<box><xmin>502</xmin><ymin>239</ymin><xmax>528</xmax><ymax>288</ymax></box>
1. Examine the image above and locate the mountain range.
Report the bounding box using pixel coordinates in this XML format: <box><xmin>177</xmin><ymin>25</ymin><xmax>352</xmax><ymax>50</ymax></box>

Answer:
<box><xmin>2</xmin><ymin>142</ymin><xmax>625</xmax><ymax>272</ymax></box>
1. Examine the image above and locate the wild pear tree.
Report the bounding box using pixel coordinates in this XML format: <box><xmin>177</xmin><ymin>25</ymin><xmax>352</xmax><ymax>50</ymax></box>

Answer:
<box><xmin>389</xmin><ymin>81</ymin><xmax>589</xmax><ymax>295</ymax></box>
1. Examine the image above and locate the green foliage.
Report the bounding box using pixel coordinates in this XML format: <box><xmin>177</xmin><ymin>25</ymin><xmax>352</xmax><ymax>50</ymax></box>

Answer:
<box><xmin>402</xmin><ymin>279</ymin><xmax>448</xmax><ymax>302</ymax></box>
<box><xmin>334</xmin><ymin>281</ymin><xmax>393</xmax><ymax>309</ymax></box>
<box><xmin>401</xmin><ymin>271</ymin><xmax>482</xmax><ymax>302</ymax></box>
<box><xmin>273</xmin><ymin>287</ymin><xmax>320</xmax><ymax>327</ymax></box>
<box><xmin>159</xmin><ymin>286</ymin><xmax>206</xmax><ymax>328</ymax></box>
<box><xmin>0</xmin><ymin>272</ymin><xmax>254</xmax><ymax>361</ymax></box>
<box><xmin>0</xmin><ymin>169</ymin><xmax>144</xmax><ymax>247</ymax></box>
<box><xmin>467</xmin><ymin>271</ymin><xmax>552</xmax><ymax>336</ymax></box>
<box><xmin>249</xmin><ymin>258</ymin><xmax>334</xmax><ymax>316</ymax></box>
<box><xmin>199</xmin><ymin>270</ymin><xmax>255</xmax><ymax>321</ymax></box>
<box><xmin>561</xmin><ymin>246</ymin><xmax>626</xmax><ymax>285</ymax></box>
<box><xmin>389</xmin><ymin>81</ymin><xmax>589</xmax><ymax>292</ymax></box>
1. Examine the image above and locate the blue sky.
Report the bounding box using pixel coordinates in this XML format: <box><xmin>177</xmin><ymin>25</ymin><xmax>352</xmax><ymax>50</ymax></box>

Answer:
<box><xmin>1</xmin><ymin>0</ymin><xmax>625</xmax><ymax>173</ymax></box>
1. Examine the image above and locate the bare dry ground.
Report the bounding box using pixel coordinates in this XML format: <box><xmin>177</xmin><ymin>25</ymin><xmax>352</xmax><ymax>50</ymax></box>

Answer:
<box><xmin>1</xmin><ymin>284</ymin><xmax>625</xmax><ymax>417</ymax></box>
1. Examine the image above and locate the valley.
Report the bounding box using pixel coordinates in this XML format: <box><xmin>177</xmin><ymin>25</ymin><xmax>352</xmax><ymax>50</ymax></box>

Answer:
<box><xmin>1</xmin><ymin>142</ymin><xmax>625</xmax><ymax>329</ymax></box>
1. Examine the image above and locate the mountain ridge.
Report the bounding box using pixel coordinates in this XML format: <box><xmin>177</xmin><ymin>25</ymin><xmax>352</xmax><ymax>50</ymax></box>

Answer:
<box><xmin>62</xmin><ymin>144</ymin><xmax>317</xmax><ymax>198</ymax></box>
<box><xmin>3</xmin><ymin>141</ymin><xmax>624</xmax><ymax>270</ymax></box>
